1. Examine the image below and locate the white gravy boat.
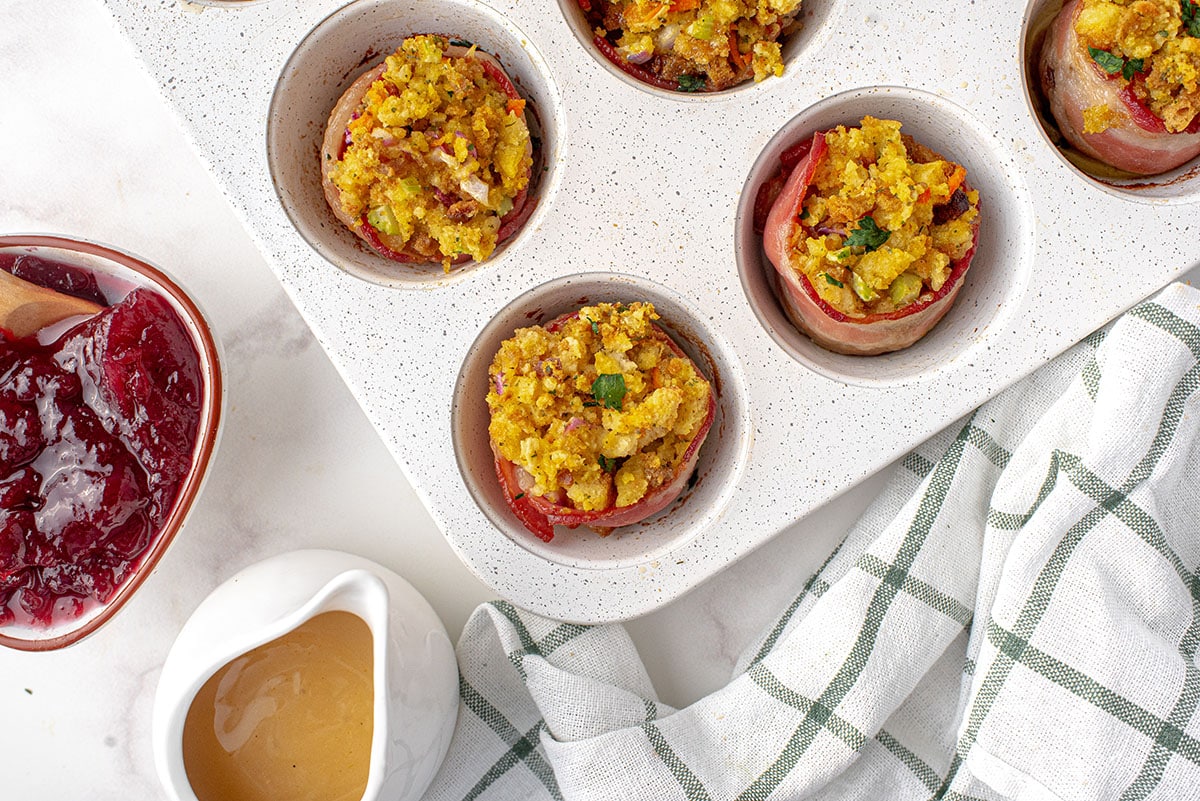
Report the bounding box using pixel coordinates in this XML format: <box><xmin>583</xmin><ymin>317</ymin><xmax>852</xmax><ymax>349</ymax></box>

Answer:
<box><xmin>153</xmin><ymin>549</ymin><xmax>458</xmax><ymax>801</ymax></box>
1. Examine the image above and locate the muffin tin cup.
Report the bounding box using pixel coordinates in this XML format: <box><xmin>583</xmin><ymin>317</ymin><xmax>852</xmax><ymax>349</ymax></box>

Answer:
<box><xmin>737</xmin><ymin>87</ymin><xmax>1036</xmax><ymax>386</ymax></box>
<box><xmin>0</xmin><ymin>235</ymin><xmax>224</xmax><ymax>651</ymax></box>
<box><xmin>452</xmin><ymin>273</ymin><xmax>753</xmax><ymax>571</ymax></box>
<box><xmin>554</xmin><ymin>0</ymin><xmax>847</xmax><ymax>100</ymax></box>
<box><xmin>104</xmin><ymin>0</ymin><xmax>1200</xmax><ymax>621</ymax></box>
<box><xmin>267</xmin><ymin>0</ymin><xmax>564</xmax><ymax>288</ymax></box>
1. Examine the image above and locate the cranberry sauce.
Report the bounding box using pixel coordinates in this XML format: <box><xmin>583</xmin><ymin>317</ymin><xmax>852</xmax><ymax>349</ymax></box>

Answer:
<box><xmin>0</xmin><ymin>253</ymin><xmax>108</xmax><ymax>307</ymax></box>
<box><xmin>0</xmin><ymin>275</ymin><xmax>203</xmax><ymax>629</ymax></box>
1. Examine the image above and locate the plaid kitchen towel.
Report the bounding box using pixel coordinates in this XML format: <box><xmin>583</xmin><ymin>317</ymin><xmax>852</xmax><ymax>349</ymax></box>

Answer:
<box><xmin>424</xmin><ymin>282</ymin><xmax>1200</xmax><ymax>801</ymax></box>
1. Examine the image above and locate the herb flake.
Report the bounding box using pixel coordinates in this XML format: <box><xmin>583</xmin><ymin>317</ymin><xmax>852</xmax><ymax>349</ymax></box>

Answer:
<box><xmin>1088</xmin><ymin>47</ymin><xmax>1125</xmax><ymax>75</ymax></box>
<box><xmin>823</xmin><ymin>272</ymin><xmax>844</xmax><ymax>288</ymax></box>
<box><xmin>1122</xmin><ymin>57</ymin><xmax>1145</xmax><ymax>81</ymax></box>
<box><xmin>1185</xmin><ymin>0</ymin><xmax>1200</xmax><ymax>37</ymax></box>
<box><xmin>676</xmin><ymin>74</ymin><xmax>705</xmax><ymax>92</ymax></box>
<box><xmin>845</xmin><ymin>217</ymin><xmax>891</xmax><ymax>252</ymax></box>
<box><xmin>1086</xmin><ymin>47</ymin><xmax>1145</xmax><ymax>79</ymax></box>
<box><xmin>598</xmin><ymin>455</ymin><xmax>618</xmax><ymax>473</ymax></box>
<box><xmin>586</xmin><ymin>316</ymin><xmax>600</xmax><ymax>335</ymax></box>
<box><xmin>591</xmin><ymin>374</ymin><xmax>626</xmax><ymax>410</ymax></box>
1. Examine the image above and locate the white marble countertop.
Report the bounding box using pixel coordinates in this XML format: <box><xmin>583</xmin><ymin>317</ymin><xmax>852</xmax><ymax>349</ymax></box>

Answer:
<box><xmin>1</xmin><ymin>2</ymin><xmax>1193</xmax><ymax>798</ymax></box>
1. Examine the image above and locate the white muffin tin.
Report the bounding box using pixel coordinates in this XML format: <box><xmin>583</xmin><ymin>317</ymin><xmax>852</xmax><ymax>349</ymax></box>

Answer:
<box><xmin>104</xmin><ymin>0</ymin><xmax>1199</xmax><ymax>622</ymax></box>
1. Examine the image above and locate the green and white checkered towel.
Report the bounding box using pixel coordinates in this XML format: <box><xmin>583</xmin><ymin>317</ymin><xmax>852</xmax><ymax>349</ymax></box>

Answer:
<box><xmin>424</xmin><ymin>282</ymin><xmax>1200</xmax><ymax>801</ymax></box>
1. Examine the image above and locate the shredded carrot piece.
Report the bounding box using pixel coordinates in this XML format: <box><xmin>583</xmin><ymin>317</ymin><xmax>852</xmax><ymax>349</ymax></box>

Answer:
<box><xmin>507</xmin><ymin>98</ymin><xmax>526</xmax><ymax>115</ymax></box>
<box><xmin>728</xmin><ymin>25</ymin><xmax>746</xmax><ymax>70</ymax></box>
<box><xmin>946</xmin><ymin>164</ymin><xmax>967</xmax><ymax>196</ymax></box>
<box><xmin>626</xmin><ymin>1</ymin><xmax>671</xmax><ymax>25</ymax></box>
<box><xmin>670</xmin><ymin>0</ymin><xmax>699</xmax><ymax>11</ymax></box>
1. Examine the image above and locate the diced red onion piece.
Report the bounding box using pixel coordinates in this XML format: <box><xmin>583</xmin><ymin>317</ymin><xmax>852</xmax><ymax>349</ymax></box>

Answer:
<box><xmin>461</xmin><ymin>175</ymin><xmax>491</xmax><ymax>205</ymax></box>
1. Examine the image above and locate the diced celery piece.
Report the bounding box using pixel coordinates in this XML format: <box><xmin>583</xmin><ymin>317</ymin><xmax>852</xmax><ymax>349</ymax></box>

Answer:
<box><xmin>367</xmin><ymin>205</ymin><xmax>402</xmax><ymax>235</ymax></box>
<box><xmin>889</xmin><ymin>273</ymin><xmax>923</xmax><ymax>306</ymax></box>
<box><xmin>850</xmin><ymin>271</ymin><xmax>877</xmax><ymax>302</ymax></box>
<box><xmin>687</xmin><ymin>15</ymin><xmax>715</xmax><ymax>40</ymax></box>
<box><xmin>398</xmin><ymin>177</ymin><xmax>421</xmax><ymax>196</ymax></box>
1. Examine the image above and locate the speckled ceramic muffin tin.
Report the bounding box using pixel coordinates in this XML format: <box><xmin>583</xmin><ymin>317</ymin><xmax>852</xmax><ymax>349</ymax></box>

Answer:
<box><xmin>106</xmin><ymin>0</ymin><xmax>1200</xmax><ymax>623</ymax></box>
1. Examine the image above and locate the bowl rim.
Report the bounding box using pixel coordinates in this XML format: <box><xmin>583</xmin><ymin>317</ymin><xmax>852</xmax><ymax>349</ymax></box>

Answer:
<box><xmin>0</xmin><ymin>233</ymin><xmax>223</xmax><ymax>652</ymax></box>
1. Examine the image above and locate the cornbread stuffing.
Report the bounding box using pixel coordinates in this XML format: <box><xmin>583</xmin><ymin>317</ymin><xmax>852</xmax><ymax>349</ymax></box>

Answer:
<box><xmin>789</xmin><ymin>117</ymin><xmax>980</xmax><ymax>318</ymax></box>
<box><xmin>327</xmin><ymin>35</ymin><xmax>533</xmax><ymax>267</ymax></box>
<box><xmin>487</xmin><ymin>303</ymin><xmax>712</xmax><ymax>512</ymax></box>
<box><xmin>581</xmin><ymin>0</ymin><xmax>802</xmax><ymax>90</ymax></box>
<box><xmin>1074</xmin><ymin>0</ymin><xmax>1200</xmax><ymax>132</ymax></box>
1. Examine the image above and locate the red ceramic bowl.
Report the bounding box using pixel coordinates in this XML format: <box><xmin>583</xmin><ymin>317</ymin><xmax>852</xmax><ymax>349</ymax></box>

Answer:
<box><xmin>0</xmin><ymin>235</ymin><xmax>222</xmax><ymax>651</ymax></box>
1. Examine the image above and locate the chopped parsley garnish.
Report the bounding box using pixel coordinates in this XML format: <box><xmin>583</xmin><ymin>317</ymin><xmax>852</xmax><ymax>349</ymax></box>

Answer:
<box><xmin>823</xmin><ymin>272</ymin><xmax>844</xmax><ymax>288</ymax></box>
<box><xmin>845</xmin><ymin>216</ymin><xmax>891</xmax><ymax>251</ymax></box>
<box><xmin>1185</xmin><ymin>0</ymin><xmax>1200</xmax><ymax>37</ymax></box>
<box><xmin>1088</xmin><ymin>47</ymin><xmax>1125</xmax><ymax>75</ymax></box>
<box><xmin>586</xmin><ymin>316</ymin><xmax>600</xmax><ymax>334</ymax></box>
<box><xmin>591</xmin><ymin>374</ymin><xmax>626</xmax><ymax>410</ymax></box>
<box><xmin>598</xmin><ymin>455</ymin><xmax>618</xmax><ymax>473</ymax></box>
<box><xmin>514</xmin><ymin>492</ymin><xmax>525</xmax><ymax>500</ymax></box>
<box><xmin>1122</xmin><ymin>57</ymin><xmax>1145</xmax><ymax>81</ymax></box>
<box><xmin>676</xmin><ymin>74</ymin><xmax>705</xmax><ymax>92</ymax></box>
<box><xmin>1087</xmin><ymin>47</ymin><xmax>1145</xmax><ymax>79</ymax></box>
<box><xmin>449</xmin><ymin>38</ymin><xmax>473</xmax><ymax>47</ymax></box>
<box><xmin>799</xmin><ymin>208</ymin><xmax>810</xmax><ymax>221</ymax></box>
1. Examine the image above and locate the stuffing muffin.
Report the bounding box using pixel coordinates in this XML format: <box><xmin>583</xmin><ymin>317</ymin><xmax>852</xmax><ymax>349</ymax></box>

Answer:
<box><xmin>1040</xmin><ymin>0</ymin><xmax>1200</xmax><ymax>174</ymax></box>
<box><xmin>486</xmin><ymin>302</ymin><xmax>715</xmax><ymax>540</ymax></box>
<box><xmin>579</xmin><ymin>0</ymin><xmax>802</xmax><ymax>91</ymax></box>
<box><xmin>761</xmin><ymin>116</ymin><xmax>982</xmax><ymax>355</ymax></box>
<box><xmin>322</xmin><ymin>35</ymin><xmax>536</xmax><ymax>269</ymax></box>
<box><xmin>1073</xmin><ymin>0</ymin><xmax>1200</xmax><ymax>133</ymax></box>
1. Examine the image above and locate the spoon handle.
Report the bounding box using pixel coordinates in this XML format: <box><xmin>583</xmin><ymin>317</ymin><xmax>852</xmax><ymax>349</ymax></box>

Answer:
<box><xmin>0</xmin><ymin>268</ymin><xmax>104</xmax><ymax>339</ymax></box>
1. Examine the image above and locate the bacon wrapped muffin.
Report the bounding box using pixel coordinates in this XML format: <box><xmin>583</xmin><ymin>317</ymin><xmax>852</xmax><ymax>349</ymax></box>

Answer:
<box><xmin>486</xmin><ymin>302</ymin><xmax>715</xmax><ymax>541</ymax></box>
<box><xmin>578</xmin><ymin>0</ymin><xmax>802</xmax><ymax>91</ymax></box>
<box><xmin>1040</xmin><ymin>0</ymin><xmax>1200</xmax><ymax>175</ymax></box>
<box><xmin>760</xmin><ymin>117</ymin><xmax>981</xmax><ymax>356</ymax></box>
<box><xmin>322</xmin><ymin>35</ymin><xmax>536</xmax><ymax>269</ymax></box>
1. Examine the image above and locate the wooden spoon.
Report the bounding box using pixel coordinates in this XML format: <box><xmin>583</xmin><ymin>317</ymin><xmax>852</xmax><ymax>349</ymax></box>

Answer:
<box><xmin>0</xmin><ymin>268</ymin><xmax>103</xmax><ymax>339</ymax></box>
